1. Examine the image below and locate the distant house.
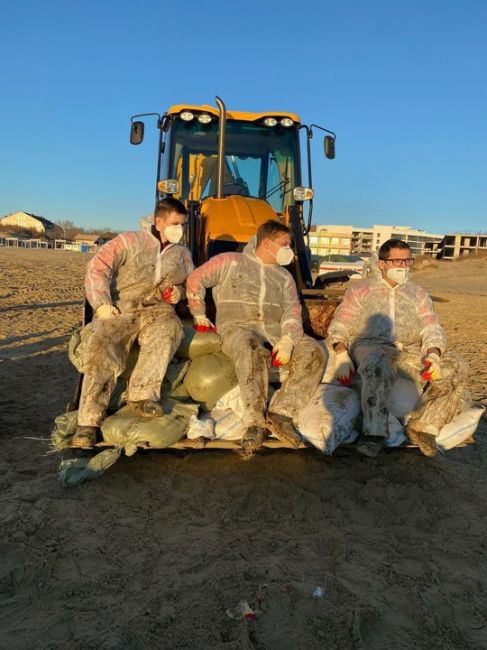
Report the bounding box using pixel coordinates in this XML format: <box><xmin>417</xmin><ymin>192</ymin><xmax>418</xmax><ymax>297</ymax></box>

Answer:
<box><xmin>73</xmin><ymin>233</ymin><xmax>110</xmax><ymax>246</ymax></box>
<box><xmin>0</xmin><ymin>211</ymin><xmax>62</xmax><ymax>238</ymax></box>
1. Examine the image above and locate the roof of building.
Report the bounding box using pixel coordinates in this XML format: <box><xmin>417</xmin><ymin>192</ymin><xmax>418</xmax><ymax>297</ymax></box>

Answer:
<box><xmin>1</xmin><ymin>211</ymin><xmax>58</xmax><ymax>230</ymax></box>
<box><xmin>74</xmin><ymin>233</ymin><xmax>100</xmax><ymax>242</ymax></box>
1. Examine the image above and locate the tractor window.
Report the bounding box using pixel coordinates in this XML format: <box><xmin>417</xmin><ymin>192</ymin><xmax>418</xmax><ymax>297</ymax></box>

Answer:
<box><xmin>165</xmin><ymin>117</ymin><xmax>299</xmax><ymax>212</ymax></box>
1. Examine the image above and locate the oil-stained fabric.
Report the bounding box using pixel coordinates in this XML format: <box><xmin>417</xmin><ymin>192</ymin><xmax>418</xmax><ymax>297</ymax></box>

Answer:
<box><xmin>85</xmin><ymin>217</ymin><xmax>193</xmax><ymax>313</ymax></box>
<box><xmin>186</xmin><ymin>238</ymin><xmax>303</xmax><ymax>345</ymax></box>
<box><xmin>78</xmin><ymin>219</ymin><xmax>192</xmax><ymax>427</ymax></box>
<box><xmin>186</xmin><ymin>234</ymin><xmax>327</xmax><ymax>429</ymax></box>
<box><xmin>221</xmin><ymin>327</ymin><xmax>325</xmax><ymax>428</ymax></box>
<box><xmin>327</xmin><ymin>275</ymin><xmax>446</xmax><ymax>356</ymax></box>
<box><xmin>78</xmin><ymin>305</ymin><xmax>183</xmax><ymax>426</ymax></box>
<box><xmin>327</xmin><ymin>263</ymin><xmax>469</xmax><ymax>437</ymax></box>
<box><xmin>345</xmin><ymin>338</ymin><xmax>468</xmax><ymax>438</ymax></box>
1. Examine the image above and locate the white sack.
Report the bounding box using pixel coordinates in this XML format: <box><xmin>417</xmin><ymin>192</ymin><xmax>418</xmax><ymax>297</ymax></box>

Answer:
<box><xmin>296</xmin><ymin>384</ymin><xmax>360</xmax><ymax>454</ymax></box>
<box><xmin>436</xmin><ymin>404</ymin><xmax>485</xmax><ymax>450</ymax></box>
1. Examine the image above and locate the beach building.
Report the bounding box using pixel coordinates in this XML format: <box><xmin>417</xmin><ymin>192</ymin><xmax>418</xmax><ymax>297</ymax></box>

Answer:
<box><xmin>428</xmin><ymin>233</ymin><xmax>487</xmax><ymax>259</ymax></box>
<box><xmin>308</xmin><ymin>223</ymin><xmax>443</xmax><ymax>257</ymax></box>
<box><xmin>0</xmin><ymin>211</ymin><xmax>62</xmax><ymax>238</ymax></box>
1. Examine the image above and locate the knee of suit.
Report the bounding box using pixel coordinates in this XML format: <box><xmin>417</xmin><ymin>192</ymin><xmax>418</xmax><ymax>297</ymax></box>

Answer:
<box><xmin>357</xmin><ymin>351</ymin><xmax>395</xmax><ymax>382</ymax></box>
<box><xmin>294</xmin><ymin>336</ymin><xmax>326</xmax><ymax>368</ymax></box>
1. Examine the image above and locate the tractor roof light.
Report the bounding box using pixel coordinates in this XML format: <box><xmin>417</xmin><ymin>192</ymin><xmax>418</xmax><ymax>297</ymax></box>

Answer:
<box><xmin>263</xmin><ymin>117</ymin><xmax>278</xmax><ymax>127</ymax></box>
<box><xmin>180</xmin><ymin>111</ymin><xmax>194</xmax><ymax>121</ymax></box>
<box><xmin>158</xmin><ymin>179</ymin><xmax>180</xmax><ymax>194</ymax></box>
<box><xmin>197</xmin><ymin>113</ymin><xmax>212</xmax><ymax>124</ymax></box>
<box><xmin>280</xmin><ymin>117</ymin><xmax>294</xmax><ymax>127</ymax></box>
<box><xmin>293</xmin><ymin>186</ymin><xmax>314</xmax><ymax>201</ymax></box>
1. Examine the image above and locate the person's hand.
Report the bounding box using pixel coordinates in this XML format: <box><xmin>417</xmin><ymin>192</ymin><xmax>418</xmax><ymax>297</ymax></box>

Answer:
<box><xmin>272</xmin><ymin>335</ymin><xmax>294</xmax><ymax>366</ymax></box>
<box><xmin>193</xmin><ymin>315</ymin><xmax>216</xmax><ymax>332</ymax></box>
<box><xmin>95</xmin><ymin>304</ymin><xmax>120</xmax><ymax>320</ymax></box>
<box><xmin>335</xmin><ymin>349</ymin><xmax>356</xmax><ymax>385</ymax></box>
<box><xmin>421</xmin><ymin>352</ymin><xmax>442</xmax><ymax>381</ymax></box>
<box><xmin>162</xmin><ymin>285</ymin><xmax>182</xmax><ymax>304</ymax></box>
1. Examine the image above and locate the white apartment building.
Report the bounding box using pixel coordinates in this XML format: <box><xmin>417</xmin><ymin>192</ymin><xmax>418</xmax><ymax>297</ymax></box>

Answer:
<box><xmin>308</xmin><ymin>224</ymin><xmax>443</xmax><ymax>257</ymax></box>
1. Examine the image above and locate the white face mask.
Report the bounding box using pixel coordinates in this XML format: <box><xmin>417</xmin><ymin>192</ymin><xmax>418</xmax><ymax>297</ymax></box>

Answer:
<box><xmin>275</xmin><ymin>245</ymin><xmax>294</xmax><ymax>266</ymax></box>
<box><xmin>267</xmin><ymin>239</ymin><xmax>294</xmax><ymax>266</ymax></box>
<box><xmin>163</xmin><ymin>224</ymin><xmax>183</xmax><ymax>244</ymax></box>
<box><xmin>386</xmin><ymin>267</ymin><xmax>409</xmax><ymax>286</ymax></box>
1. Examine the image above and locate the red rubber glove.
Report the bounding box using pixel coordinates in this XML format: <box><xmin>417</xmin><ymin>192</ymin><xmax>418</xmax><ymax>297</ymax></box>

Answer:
<box><xmin>193</xmin><ymin>315</ymin><xmax>217</xmax><ymax>332</ymax></box>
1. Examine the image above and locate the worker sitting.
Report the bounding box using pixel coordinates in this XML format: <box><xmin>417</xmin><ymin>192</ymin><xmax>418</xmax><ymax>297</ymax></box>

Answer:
<box><xmin>72</xmin><ymin>198</ymin><xmax>193</xmax><ymax>448</ymax></box>
<box><xmin>186</xmin><ymin>219</ymin><xmax>326</xmax><ymax>457</ymax></box>
<box><xmin>327</xmin><ymin>238</ymin><xmax>469</xmax><ymax>458</ymax></box>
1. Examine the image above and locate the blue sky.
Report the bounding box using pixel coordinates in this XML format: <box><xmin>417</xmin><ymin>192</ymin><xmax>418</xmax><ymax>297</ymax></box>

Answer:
<box><xmin>1</xmin><ymin>0</ymin><xmax>486</xmax><ymax>234</ymax></box>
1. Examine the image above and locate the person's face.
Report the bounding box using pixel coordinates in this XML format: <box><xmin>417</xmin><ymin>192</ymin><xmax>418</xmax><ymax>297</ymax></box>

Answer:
<box><xmin>378</xmin><ymin>247</ymin><xmax>413</xmax><ymax>275</ymax></box>
<box><xmin>264</xmin><ymin>232</ymin><xmax>292</xmax><ymax>255</ymax></box>
<box><xmin>154</xmin><ymin>210</ymin><xmax>186</xmax><ymax>234</ymax></box>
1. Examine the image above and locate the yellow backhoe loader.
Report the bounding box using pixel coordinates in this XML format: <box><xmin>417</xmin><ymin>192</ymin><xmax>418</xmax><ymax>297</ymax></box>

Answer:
<box><xmin>128</xmin><ymin>96</ymin><xmax>339</xmax><ymax>338</ymax></box>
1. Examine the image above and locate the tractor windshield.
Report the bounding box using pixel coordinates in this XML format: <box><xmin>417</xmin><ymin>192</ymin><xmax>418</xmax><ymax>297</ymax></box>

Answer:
<box><xmin>165</xmin><ymin>117</ymin><xmax>300</xmax><ymax>213</ymax></box>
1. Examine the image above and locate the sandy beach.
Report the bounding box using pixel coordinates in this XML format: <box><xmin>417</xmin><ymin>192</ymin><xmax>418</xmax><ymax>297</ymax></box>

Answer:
<box><xmin>1</xmin><ymin>247</ymin><xmax>486</xmax><ymax>649</ymax></box>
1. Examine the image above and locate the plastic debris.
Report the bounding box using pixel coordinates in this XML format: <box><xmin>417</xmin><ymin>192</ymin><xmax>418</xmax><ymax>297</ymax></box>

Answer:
<box><xmin>255</xmin><ymin>584</ymin><xmax>268</xmax><ymax>605</ymax></box>
<box><xmin>225</xmin><ymin>600</ymin><xmax>257</xmax><ymax>621</ymax></box>
<box><xmin>312</xmin><ymin>586</ymin><xmax>326</xmax><ymax>599</ymax></box>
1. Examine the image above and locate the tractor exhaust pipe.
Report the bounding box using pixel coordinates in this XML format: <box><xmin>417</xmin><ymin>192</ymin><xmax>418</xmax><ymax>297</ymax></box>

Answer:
<box><xmin>215</xmin><ymin>96</ymin><xmax>227</xmax><ymax>199</ymax></box>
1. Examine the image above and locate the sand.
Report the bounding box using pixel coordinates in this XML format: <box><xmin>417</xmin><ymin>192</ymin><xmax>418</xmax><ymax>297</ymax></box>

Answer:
<box><xmin>0</xmin><ymin>247</ymin><xmax>486</xmax><ymax>649</ymax></box>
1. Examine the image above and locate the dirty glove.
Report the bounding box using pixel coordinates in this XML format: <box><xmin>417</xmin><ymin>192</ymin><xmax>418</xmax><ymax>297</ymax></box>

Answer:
<box><xmin>95</xmin><ymin>303</ymin><xmax>120</xmax><ymax>320</ymax></box>
<box><xmin>271</xmin><ymin>335</ymin><xmax>294</xmax><ymax>366</ymax></box>
<box><xmin>193</xmin><ymin>315</ymin><xmax>216</xmax><ymax>332</ymax></box>
<box><xmin>162</xmin><ymin>285</ymin><xmax>182</xmax><ymax>304</ymax></box>
<box><xmin>335</xmin><ymin>350</ymin><xmax>356</xmax><ymax>385</ymax></box>
<box><xmin>421</xmin><ymin>352</ymin><xmax>442</xmax><ymax>381</ymax></box>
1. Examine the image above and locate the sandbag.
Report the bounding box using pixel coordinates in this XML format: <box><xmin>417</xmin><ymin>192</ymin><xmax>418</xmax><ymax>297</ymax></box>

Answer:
<box><xmin>163</xmin><ymin>359</ymin><xmax>190</xmax><ymax>391</ymax></box>
<box><xmin>59</xmin><ymin>449</ymin><xmax>122</xmax><ymax>487</ymax></box>
<box><xmin>175</xmin><ymin>321</ymin><xmax>222</xmax><ymax>360</ymax></box>
<box><xmin>296</xmin><ymin>384</ymin><xmax>360</xmax><ymax>454</ymax></box>
<box><xmin>101</xmin><ymin>400</ymin><xmax>198</xmax><ymax>454</ymax></box>
<box><xmin>51</xmin><ymin>410</ymin><xmax>78</xmax><ymax>449</ymax></box>
<box><xmin>436</xmin><ymin>404</ymin><xmax>485</xmax><ymax>450</ymax></box>
<box><xmin>183</xmin><ymin>352</ymin><xmax>238</xmax><ymax>411</ymax></box>
<box><xmin>389</xmin><ymin>376</ymin><xmax>422</xmax><ymax>419</ymax></box>
<box><xmin>212</xmin><ymin>409</ymin><xmax>247</xmax><ymax>441</ymax></box>
<box><xmin>187</xmin><ymin>414</ymin><xmax>215</xmax><ymax>440</ymax></box>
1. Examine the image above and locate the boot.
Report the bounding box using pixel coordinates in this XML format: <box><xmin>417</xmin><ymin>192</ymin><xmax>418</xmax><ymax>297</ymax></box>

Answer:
<box><xmin>128</xmin><ymin>400</ymin><xmax>164</xmax><ymax>418</ymax></box>
<box><xmin>240</xmin><ymin>426</ymin><xmax>266</xmax><ymax>459</ymax></box>
<box><xmin>356</xmin><ymin>435</ymin><xmax>384</xmax><ymax>458</ymax></box>
<box><xmin>266</xmin><ymin>412</ymin><xmax>301</xmax><ymax>448</ymax></box>
<box><xmin>72</xmin><ymin>426</ymin><xmax>98</xmax><ymax>448</ymax></box>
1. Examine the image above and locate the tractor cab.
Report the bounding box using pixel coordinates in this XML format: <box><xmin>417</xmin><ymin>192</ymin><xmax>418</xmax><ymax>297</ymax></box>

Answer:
<box><xmin>130</xmin><ymin>97</ymin><xmax>335</xmax><ymax>293</ymax></box>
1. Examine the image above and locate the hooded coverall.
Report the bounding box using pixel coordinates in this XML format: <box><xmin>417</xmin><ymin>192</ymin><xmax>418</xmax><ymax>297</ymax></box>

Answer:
<box><xmin>78</xmin><ymin>220</ymin><xmax>193</xmax><ymax>427</ymax></box>
<box><xmin>186</xmin><ymin>240</ymin><xmax>326</xmax><ymax>429</ymax></box>
<box><xmin>327</xmin><ymin>271</ymin><xmax>468</xmax><ymax>439</ymax></box>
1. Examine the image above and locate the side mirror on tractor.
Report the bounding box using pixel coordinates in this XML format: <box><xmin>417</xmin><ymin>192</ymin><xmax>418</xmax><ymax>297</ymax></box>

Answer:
<box><xmin>130</xmin><ymin>121</ymin><xmax>145</xmax><ymax>145</ymax></box>
<box><xmin>324</xmin><ymin>135</ymin><xmax>335</xmax><ymax>159</ymax></box>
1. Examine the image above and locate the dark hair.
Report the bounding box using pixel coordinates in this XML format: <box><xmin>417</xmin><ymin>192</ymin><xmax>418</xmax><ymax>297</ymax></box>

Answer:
<box><xmin>256</xmin><ymin>219</ymin><xmax>291</xmax><ymax>246</ymax></box>
<box><xmin>378</xmin><ymin>238</ymin><xmax>411</xmax><ymax>261</ymax></box>
<box><xmin>154</xmin><ymin>197</ymin><xmax>187</xmax><ymax>219</ymax></box>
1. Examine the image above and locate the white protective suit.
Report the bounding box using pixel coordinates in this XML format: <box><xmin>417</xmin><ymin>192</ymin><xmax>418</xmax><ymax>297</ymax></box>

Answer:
<box><xmin>327</xmin><ymin>259</ymin><xmax>468</xmax><ymax>439</ymax></box>
<box><xmin>186</xmin><ymin>238</ymin><xmax>326</xmax><ymax>429</ymax></box>
<box><xmin>78</xmin><ymin>217</ymin><xmax>193</xmax><ymax>427</ymax></box>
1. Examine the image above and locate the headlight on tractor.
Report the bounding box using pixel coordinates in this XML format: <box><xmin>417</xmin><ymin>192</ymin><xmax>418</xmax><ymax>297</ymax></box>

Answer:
<box><xmin>158</xmin><ymin>179</ymin><xmax>180</xmax><ymax>194</ymax></box>
<box><xmin>280</xmin><ymin>118</ymin><xmax>294</xmax><ymax>127</ymax></box>
<box><xmin>197</xmin><ymin>113</ymin><xmax>212</xmax><ymax>124</ymax></box>
<box><xmin>180</xmin><ymin>111</ymin><xmax>194</xmax><ymax>121</ymax></box>
<box><xmin>263</xmin><ymin>117</ymin><xmax>278</xmax><ymax>127</ymax></box>
<box><xmin>293</xmin><ymin>186</ymin><xmax>314</xmax><ymax>201</ymax></box>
